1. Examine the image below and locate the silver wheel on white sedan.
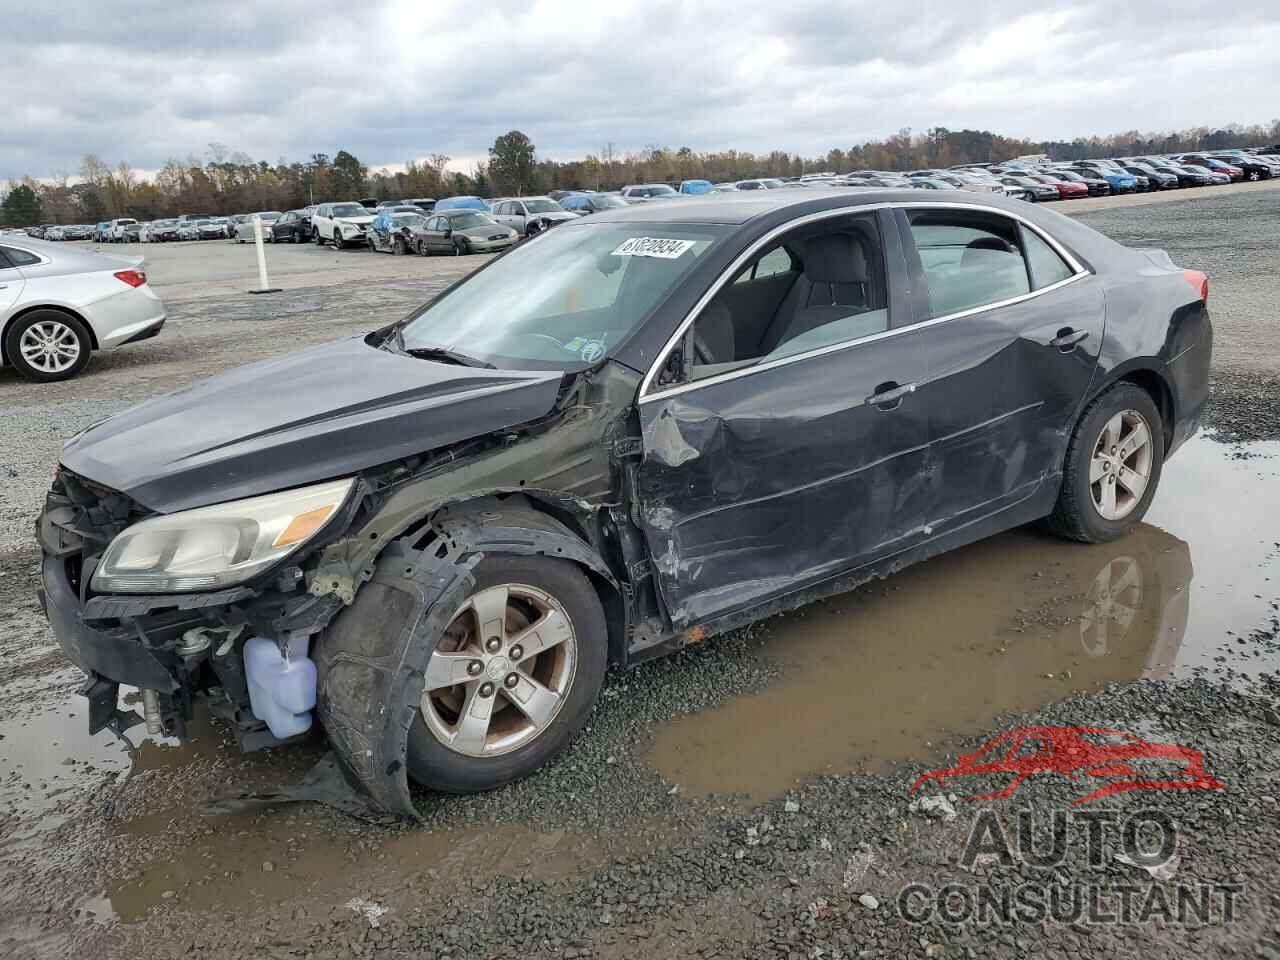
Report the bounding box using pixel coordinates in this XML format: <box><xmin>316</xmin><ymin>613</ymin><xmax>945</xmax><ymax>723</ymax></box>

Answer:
<box><xmin>421</xmin><ymin>583</ymin><xmax>577</xmax><ymax>758</ymax></box>
<box><xmin>19</xmin><ymin>318</ymin><xmax>82</xmax><ymax>375</ymax></box>
<box><xmin>1089</xmin><ymin>410</ymin><xmax>1154</xmax><ymax>521</ymax></box>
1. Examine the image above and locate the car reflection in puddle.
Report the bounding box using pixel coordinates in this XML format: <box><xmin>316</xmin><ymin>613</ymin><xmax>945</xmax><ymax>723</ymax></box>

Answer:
<box><xmin>649</xmin><ymin>524</ymin><xmax>1194</xmax><ymax>800</ymax></box>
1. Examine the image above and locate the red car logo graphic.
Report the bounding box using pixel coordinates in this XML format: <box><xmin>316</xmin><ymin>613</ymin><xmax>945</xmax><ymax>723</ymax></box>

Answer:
<box><xmin>911</xmin><ymin>725</ymin><xmax>1225</xmax><ymax>805</ymax></box>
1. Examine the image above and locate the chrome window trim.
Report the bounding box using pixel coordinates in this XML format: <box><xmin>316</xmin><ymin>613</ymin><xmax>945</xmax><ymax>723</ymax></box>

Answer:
<box><xmin>639</xmin><ymin>200</ymin><xmax>1090</xmax><ymax>404</ymax></box>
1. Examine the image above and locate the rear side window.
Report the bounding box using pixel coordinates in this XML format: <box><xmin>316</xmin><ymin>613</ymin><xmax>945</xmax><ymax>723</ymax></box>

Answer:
<box><xmin>1019</xmin><ymin>225</ymin><xmax>1075</xmax><ymax>289</ymax></box>
<box><xmin>0</xmin><ymin>245</ymin><xmax>40</xmax><ymax>267</ymax></box>
<box><xmin>906</xmin><ymin>211</ymin><xmax>1031</xmax><ymax>318</ymax></box>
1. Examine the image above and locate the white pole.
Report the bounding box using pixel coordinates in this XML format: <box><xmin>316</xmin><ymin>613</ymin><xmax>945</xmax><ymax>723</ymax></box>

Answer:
<box><xmin>248</xmin><ymin>215</ymin><xmax>281</xmax><ymax>294</ymax></box>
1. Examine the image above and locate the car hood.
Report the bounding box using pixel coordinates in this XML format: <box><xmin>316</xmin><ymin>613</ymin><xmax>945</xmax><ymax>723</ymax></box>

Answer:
<box><xmin>334</xmin><ymin>215</ymin><xmax>375</xmax><ymax>226</ymax></box>
<box><xmin>61</xmin><ymin>336</ymin><xmax>565</xmax><ymax>513</ymax></box>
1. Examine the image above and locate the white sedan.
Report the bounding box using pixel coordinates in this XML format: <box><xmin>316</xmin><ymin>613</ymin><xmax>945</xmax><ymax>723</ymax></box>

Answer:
<box><xmin>1</xmin><ymin>237</ymin><xmax>166</xmax><ymax>382</ymax></box>
<box><xmin>234</xmin><ymin>211</ymin><xmax>284</xmax><ymax>243</ymax></box>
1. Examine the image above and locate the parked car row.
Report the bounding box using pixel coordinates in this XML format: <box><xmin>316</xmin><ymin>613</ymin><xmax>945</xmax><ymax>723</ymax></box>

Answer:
<box><xmin>27</xmin><ymin>145</ymin><xmax>1272</xmax><ymax>252</ymax></box>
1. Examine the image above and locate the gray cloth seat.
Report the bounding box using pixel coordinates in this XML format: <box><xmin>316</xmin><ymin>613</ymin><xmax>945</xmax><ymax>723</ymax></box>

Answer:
<box><xmin>692</xmin><ymin>300</ymin><xmax>735</xmax><ymax>364</ymax></box>
<box><xmin>759</xmin><ymin>233</ymin><xmax>870</xmax><ymax>354</ymax></box>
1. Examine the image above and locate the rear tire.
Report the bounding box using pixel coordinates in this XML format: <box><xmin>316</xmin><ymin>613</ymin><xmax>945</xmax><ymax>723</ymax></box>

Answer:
<box><xmin>1046</xmin><ymin>383</ymin><xmax>1164</xmax><ymax>543</ymax></box>
<box><xmin>3</xmin><ymin>309</ymin><xmax>93</xmax><ymax>382</ymax></box>
<box><xmin>405</xmin><ymin>555</ymin><xmax>608</xmax><ymax>793</ymax></box>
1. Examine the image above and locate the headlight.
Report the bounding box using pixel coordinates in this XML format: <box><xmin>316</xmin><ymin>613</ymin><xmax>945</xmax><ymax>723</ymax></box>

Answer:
<box><xmin>341</xmin><ymin>222</ymin><xmax>362</xmax><ymax>235</ymax></box>
<box><xmin>91</xmin><ymin>478</ymin><xmax>354</xmax><ymax>593</ymax></box>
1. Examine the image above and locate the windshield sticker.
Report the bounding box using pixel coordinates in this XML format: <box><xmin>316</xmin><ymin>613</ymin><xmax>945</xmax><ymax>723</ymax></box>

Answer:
<box><xmin>579</xmin><ymin>340</ymin><xmax>605</xmax><ymax>362</ymax></box>
<box><xmin>611</xmin><ymin>237</ymin><xmax>697</xmax><ymax>259</ymax></box>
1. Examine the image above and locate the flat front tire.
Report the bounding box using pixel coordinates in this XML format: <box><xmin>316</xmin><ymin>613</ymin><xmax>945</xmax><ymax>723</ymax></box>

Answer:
<box><xmin>1046</xmin><ymin>382</ymin><xmax>1164</xmax><ymax>543</ymax></box>
<box><xmin>406</xmin><ymin>556</ymin><xmax>607</xmax><ymax>793</ymax></box>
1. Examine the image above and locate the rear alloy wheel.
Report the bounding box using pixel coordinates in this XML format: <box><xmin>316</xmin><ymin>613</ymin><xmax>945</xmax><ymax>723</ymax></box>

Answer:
<box><xmin>4</xmin><ymin>309</ymin><xmax>93</xmax><ymax>382</ymax></box>
<box><xmin>1047</xmin><ymin>383</ymin><xmax>1164</xmax><ymax>543</ymax></box>
<box><xmin>1248</xmin><ymin>169</ymin><xmax>1262</xmax><ymax>182</ymax></box>
<box><xmin>406</xmin><ymin>556</ymin><xmax>607</xmax><ymax>793</ymax></box>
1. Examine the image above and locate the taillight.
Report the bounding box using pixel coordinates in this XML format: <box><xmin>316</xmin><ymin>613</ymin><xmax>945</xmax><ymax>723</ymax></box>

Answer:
<box><xmin>114</xmin><ymin>269</ymin><xmax>146</xmax><ymax>288</ymax></box>
<box><xmin>1182</xmin><ymin>269</ymin><xmax>1209</xmax><ymax>303</ymax></box>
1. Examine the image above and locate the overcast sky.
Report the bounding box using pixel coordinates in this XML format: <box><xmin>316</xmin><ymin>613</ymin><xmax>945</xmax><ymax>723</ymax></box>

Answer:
<box><xmin>4</xmin><ymin>0</ymin><xmax>1278</xmax><ymax>180</ymax></box>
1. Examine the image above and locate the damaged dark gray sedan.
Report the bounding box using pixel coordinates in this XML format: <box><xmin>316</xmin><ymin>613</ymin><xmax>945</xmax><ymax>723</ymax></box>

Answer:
<box><xmin>37</xmin><ymin>190</ymin><xmax>1212</xmax><ymax>816</ymax></box>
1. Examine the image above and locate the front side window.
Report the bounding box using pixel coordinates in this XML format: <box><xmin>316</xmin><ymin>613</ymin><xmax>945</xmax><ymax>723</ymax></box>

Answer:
<box><xmin>657</xmin><ymin>214</ymin><xmax>888</xmax><ymax>387</ymax></box>
<box><xmin>906</xmin><ymin>211</ymin><xmax>1034</xmax><ymax>318</ymax></box>
<box><xmin>399</xmin><ymin>222</ymin><xmax>723</xmax><ymax>370</ymax></box>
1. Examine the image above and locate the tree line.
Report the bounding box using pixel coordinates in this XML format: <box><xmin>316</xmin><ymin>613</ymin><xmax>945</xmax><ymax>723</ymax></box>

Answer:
<box><xmin>4</xmin><ymin>119</ymin><xmax>1279</xmax><ymax>227</ymax></box>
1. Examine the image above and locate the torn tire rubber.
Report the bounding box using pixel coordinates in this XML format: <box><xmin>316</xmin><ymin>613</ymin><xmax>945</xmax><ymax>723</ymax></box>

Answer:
<box><xmin>406</xmin><ymin>555</ymin><xmax>607</xmax><ymax>794</ymax></box>
<box><xmin>1046</xmin><ymin>382</ymin><xmax>1164</xmax><ymax>543</ymax></box>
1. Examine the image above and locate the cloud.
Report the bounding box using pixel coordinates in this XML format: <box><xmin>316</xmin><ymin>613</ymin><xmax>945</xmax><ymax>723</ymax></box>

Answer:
<box><xmin>3</xmin><ymin>0</ymin><xmax>1278</xmax><ymax>179</ymax></box>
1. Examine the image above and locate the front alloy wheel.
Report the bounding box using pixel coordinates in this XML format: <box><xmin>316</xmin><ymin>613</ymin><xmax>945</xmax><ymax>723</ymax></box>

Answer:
<box><xmin>406</xmin><ymin>556</ymin><xmax>607</xmax><ymax>793</ymax></box>
<box><xmin>421</xmin><ymin>584</ymin><xmax>576</xmax><ymax>758</ymax></box>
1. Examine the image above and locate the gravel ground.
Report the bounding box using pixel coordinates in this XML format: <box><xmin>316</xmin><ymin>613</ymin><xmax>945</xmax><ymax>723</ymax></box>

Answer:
<box><xmin>1</xmin><ymin>189</ymin><xmax>1278</xmax><ymax>960</ymax></box>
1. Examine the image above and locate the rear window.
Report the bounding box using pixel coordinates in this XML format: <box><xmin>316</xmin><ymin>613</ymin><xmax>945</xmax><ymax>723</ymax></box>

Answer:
<box><xmin>0</xmin><ymin>245</ymin><xmax>41</xmax><ymax>267</ymax></box>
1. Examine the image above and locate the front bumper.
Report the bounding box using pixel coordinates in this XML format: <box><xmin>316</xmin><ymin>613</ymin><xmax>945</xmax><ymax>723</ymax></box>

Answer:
<box><xmin>469</xmin><ymin>236</ymin><xmax>517</xmax><ymax>252</ymax></box>
<box><xmin>39</xmin><ymin>552</ymin><xmax>177</xmax><ymax>693</ymax></box>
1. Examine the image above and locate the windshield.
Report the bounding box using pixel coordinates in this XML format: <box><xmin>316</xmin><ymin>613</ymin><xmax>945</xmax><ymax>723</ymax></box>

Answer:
<box><xmin>645</xmin><ymin>185</ymin><xmax>677</xmax><ymax>196</ymax></box>
<box><xmin>592</xmin><ymin>195</ymin><xmax>628</xmax><ymax>209</ymax></box>
<box><xmin>398</xmin><ymin>222</ymin><xmax>724</xmax><ymax>369</ymax></box>
<box><xmin>257</xmin><ymin>211</ymin><xmax>283</xmax><ymax>219</ymax></box>
<box><xmin>523</xmin><ymin>199</ymin><xmax>562</xmax><ymax>213</ymax></box>
<box><xmin>331</xmin><ymin>204</ymin><xmax>368</xmax><ymax>218</ymax></box>
<box><xmin>392</xmin><ymin>214</ymin><xmax>426</xmax><ymax>226</ymax></box>
<box><xmin>447</xmin><ymin>212</ymin><xmax>497</xmax><ymax>229</ymax></box>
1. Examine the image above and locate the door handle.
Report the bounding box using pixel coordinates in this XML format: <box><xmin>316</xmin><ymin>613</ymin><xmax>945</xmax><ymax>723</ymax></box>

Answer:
<box><xmin>1051</xmin><ymin>328</ymin><xmax>1090</xmax><ymax>351</ymax></box>
<box><xmin>866</xmin><ymin>381</ymin><xmax>916</xmax><ymax>410</ymax></box>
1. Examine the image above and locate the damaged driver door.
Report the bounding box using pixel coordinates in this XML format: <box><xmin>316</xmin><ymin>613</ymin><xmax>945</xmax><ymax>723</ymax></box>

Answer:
<box><xmin>633</xmin><ymin>210</ymin><xmax>934</xmax><ymax>630</ymax></box>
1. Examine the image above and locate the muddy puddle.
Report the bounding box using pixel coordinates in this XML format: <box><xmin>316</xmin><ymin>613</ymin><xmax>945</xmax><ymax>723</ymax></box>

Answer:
<box><xmin>650</xmin><ymin>436</ymin><xmax>1279</xmax><ymax>799</ymax></box>
<box><xmin>105</xmin><ymin>815</ymin><xmax>600</xmax><ymax>923</ymax></box>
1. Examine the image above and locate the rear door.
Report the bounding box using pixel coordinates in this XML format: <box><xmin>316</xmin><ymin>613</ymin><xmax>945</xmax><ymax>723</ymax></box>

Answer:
<box><xmin>896</xmin><ymin>205</ymin><xmax>1104</xmax><ymax>536</ymax></box>
<box><xmin>635</xmin><ymin>209</ymin><xmax>934</xmax><ymax>628</ymax></box>
<box><xmin>0</xmin><ymin>246</ymin><xmax>27</xmax><ymax>314</ymax></box>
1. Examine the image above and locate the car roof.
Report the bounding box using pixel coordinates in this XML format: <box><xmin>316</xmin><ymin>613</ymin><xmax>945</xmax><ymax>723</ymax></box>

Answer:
<box><xmin>577</xmin><ymin>188</ymin><xmax>913</xmax><ymax>224</ymax></box>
